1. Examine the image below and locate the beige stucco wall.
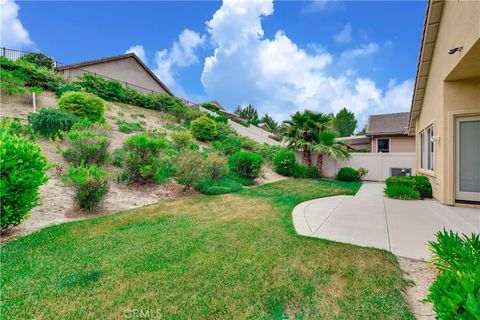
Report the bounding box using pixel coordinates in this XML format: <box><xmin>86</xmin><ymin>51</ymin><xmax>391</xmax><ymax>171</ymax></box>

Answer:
<box><xmin>370</xmin><ymin>136</ymin><xmax>415</xmax><ymax>153</ymax></box>
<box><xmin>413</xmin><ymin>0</ymin><xmax>480</xmax><ymax>204</ymax></box>
<box><xmin>60</xmin><ymin>57</ymin><xmax>169</xmax><ymax>95</ymax></box>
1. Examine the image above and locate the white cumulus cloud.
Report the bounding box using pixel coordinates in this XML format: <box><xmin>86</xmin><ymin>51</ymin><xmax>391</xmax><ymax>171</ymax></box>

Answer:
<box><xmin>334</xmin><ymin>24</ymin><xmax>352</xmax><ymax>44</ymax></box>
<box><xmin>126</xmin><ymin>45</ymin><xmax>147</xmax><ymax>63</ymax></box>
<box><xmin>200</xmin><ymin>0</ymin><xmax>413</xmax><ymax>128</ymax></box>
<box><xmin>154</xmin><ymin>29</ymin><xmax>205</xmax><ymax>96</ymax></box>
<box><xmin>0</xmin><ymin>0</ymin><xmax>33</xmax><ymax>49</ymax></box>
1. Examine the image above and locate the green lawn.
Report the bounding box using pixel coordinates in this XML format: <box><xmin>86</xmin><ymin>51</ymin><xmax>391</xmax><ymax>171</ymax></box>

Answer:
<box><xmin>1</xmin><ymin>179</ymin><xmax>414</xmax><ymax>319</ymax></box>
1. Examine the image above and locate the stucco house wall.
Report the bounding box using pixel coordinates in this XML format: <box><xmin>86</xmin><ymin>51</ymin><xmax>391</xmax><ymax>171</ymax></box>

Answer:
<box><xmin>370</xmin><ymin>136</ymin><xmax>416</xmax><ymax>153</ymax></box>
<box><xmin>58</xmin><ymin>55</ymin><xmax>172</xmax><ymax>95</ymax></box>
<box><xmin>411</xmin><ymin>0</ymin><xmax>480</xmax><ymax>204</ymax></box>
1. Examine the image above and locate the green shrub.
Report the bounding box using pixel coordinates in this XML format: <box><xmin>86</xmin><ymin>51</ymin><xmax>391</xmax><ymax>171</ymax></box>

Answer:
<box><xmin>201</xmin><ymin>103</ymin><xmax>221</xmax><ymax>112</ymax></box>
<box><xmin>28</xmin><ymin>108</ymin><xmax>78</xmax><ymax>139</ymax></box>
<box><xmin>385</xmin><ymin>176</ymin><xmax>432</xmax><ymax>199</ymax></box>
<box><xmin>358</xmin><ymin>167</ymin><xmax>368</xmax><ymax>179</ymax></box>
<box><xmin>226</xmin><ymin>171</ymin><xmax>255</xmax><ymax>186</ymax></box>
<box><xmin>0</xmin><ymin>122</ymin><xmax>48</xmax><ymax>229</ymax></box>
<box><xmin>0</xmin><ymin>117</ymin><xmax>35</xmax><ymax>138</ymax></box>
<box><xmin>211</xmin><ymin>138</ymin><xmax>241</xmax><ymax>156</ymax></box>
<box><xmin>63</xmin><ymin>164</ymin><xmax>108</xmax><ymax>211</ymax></box>
<box><xmin>207</xmin><ymin>153</ymin><xmax>228</xmax><ymax>180</ymax></box>
<box><xmin>292</xmin><ymin>164</ymin><xmax>318</xmax><ymax>179</ymax></box>
<box><xmin>19</xmin><ymin>53</ymin><xmax>55</xmax><ymax>70</ymax></box>
<box><xmin>112</xmin><ymin>148</ymin><xmax>124</xmax><ymax>168</ymax></box>
<box><xmin>190</xmin><ymin>116</ymin><xmax>217</xmax><ymax>141</ymax></box>
<box><xmin>216</xmin><ymin>122</ymin><xmax>238</xmax><ymax>141</ymax></box>
<box><xmin>213</xmin><ymin>114</ymin><xmax>228</xmax><ymax>124</ymax></box>
<box><xmin>229</xmin><ymin>151</ymin><xmax>264</xmax><ymax>179</ymax></box>
<box><xmin>384</xmin><ymin>185</ymin><xmax>420</xmax><ymax>200</ymax></box>
<box><xmin>73</xmin><ymin>73</ymin><xmax>125</xmax><ymax>102</ymax></box>
<box><xmin>273</xmin><ymin>149</ymin><xmax>297</xmax><ymax>176</ymax></box>
<box><xmin>62</xmin><ymin>130</ymin><xmax>109</xmax><ymax>166</ymax></box>
<box><xmin>170</xmin><ymin>130</ymin><xmax>192</xmax><ymax>149</ymax></box>
<box><xmin>70</xmin><ymin>119</ymin><xmax>94</xmax><ymax>131</ymax></box>
<box><xmin>173</xmin><ymin>150</ymin><xmax>210</xmax><ymax>190</ymax></box>
<box><xmin>56</xmin><ymin>83</ymin><xmax>82</xmax><ymax>98</ymax></box>
<box><xmin>196</xmin><ymin>178</ymin><xmax>243</xmax><ymax>195</ymax></box>
<box><xmin>122</xmin><ymin>133</ymin><xmax>171</xmax><ymax>184</ymax></box>
<box><xmin>59</xmin><ymin>91</ymin><xmax>105</xmax><ymax>123</ymax></box>
<box><xmin>426</xmin><ymin>230</ymin><xmax>480</xmax><ymax>319</ymax></box>
<box><xmin>0</xmin><ymin>57</ymin><xmax>64</xmax><ymax>91</ymax></box>
<box><xmin>238</xmin><ymin>136</ymin><xmax>258</xmax><ymax>151</ymax></box>
<box><xmin>254</xmin><ymin>144</ymin><xmax>282</xmax><ymax>162</ymax></box>
<box><xmin>336</xmin><ymin>167</ymin><xmax>359</xmax><ymax>182</ymax></box>
<box><xmin>412</xmin><ymin>176</ymin><xmax>433</xmax><ymax>198</ymax></box>
<box><xmin>117</xmin><ymin>119</ymin><xmax>144</xmax><ymax>133</ymax></box>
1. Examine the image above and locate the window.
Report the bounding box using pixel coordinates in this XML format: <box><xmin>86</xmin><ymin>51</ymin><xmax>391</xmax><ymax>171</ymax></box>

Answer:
<box><xmin>420</xmin><ymin>131</ymin><xmax>425</xmax><ymax>169</ymax></box>
<box><xmin>377</xmin><ymin>138</ymin><xmax>390</xmax><ymax>153</ymax></box>
<box><xmin>427</xmin><ymin>126</ymin><xmax>434</xmax><ymax>171</ymax></box>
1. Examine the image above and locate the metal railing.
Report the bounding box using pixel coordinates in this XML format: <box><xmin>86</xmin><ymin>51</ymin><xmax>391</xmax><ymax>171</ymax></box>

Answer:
<box><xmin>1</xmin><ymin>47</ymin><xmax>196</xmax><ymax>103</ymax></box>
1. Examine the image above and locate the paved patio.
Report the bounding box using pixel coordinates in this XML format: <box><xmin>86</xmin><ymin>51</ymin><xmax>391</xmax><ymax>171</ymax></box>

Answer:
<box><xmin>292</xmin><ymin>182</ymin><xmax>480</xmax><ymax>260</ymax></box>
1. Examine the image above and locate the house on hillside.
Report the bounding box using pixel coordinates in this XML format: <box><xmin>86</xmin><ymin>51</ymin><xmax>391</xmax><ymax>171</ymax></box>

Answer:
<box><xmin>57</xmin><ymin>53</ymin><xmax>173</xmax><ymax>96</ymax></box>
<box><xmin>408</xmin><ymin>0</ymin><xmax>480</xmax><ymax>205</ymax></box>
<box><xmin>366</xmin><ymin>112</ymin><xmax>415</xmax><ymax>153</ymax></box>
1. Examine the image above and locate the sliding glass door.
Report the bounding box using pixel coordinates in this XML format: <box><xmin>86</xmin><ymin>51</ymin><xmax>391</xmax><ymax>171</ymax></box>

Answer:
<box><xmin>456</xmin><ymin>116</ymin><xmax>480</xmax><ymax>202</ymax></box>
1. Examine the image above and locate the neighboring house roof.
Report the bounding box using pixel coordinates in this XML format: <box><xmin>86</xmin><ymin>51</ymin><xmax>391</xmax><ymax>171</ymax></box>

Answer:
<box><xmin>408</xmin><ymin>0</ymin><xmax>444</xmax><ymax>135</ymax></box>
<box><xmin>257</xmin><ymin>122</ymin><xmax>271</xmax><ymax>131</ymax></box>
<box><xmin>366</xmin><ymin>112</ymin><xmax>411</xmax><ymax>136</ymax></box>
<box><xmin>56</xmin><ymin>53</ymin><xmax>174</xmax><ymax>96</ymax></box>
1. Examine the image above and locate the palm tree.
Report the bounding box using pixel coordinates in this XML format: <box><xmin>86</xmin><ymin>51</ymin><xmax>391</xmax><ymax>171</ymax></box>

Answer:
<box><xmin>312</xmin><ymin>131</ymin><xmax>351</xmax><ymax>176</ymax></box>
<box><xmin>280</xmin><ymin>110</ymin><xmax>332</xmax><ymax>166</ymax></box>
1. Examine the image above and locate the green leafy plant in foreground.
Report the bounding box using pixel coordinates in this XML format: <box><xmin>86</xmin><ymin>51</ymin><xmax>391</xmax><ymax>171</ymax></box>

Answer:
<box><xmin>427</xmin><ymin>230</ymin><xmax>480</xmax><ymax>319</ymax></box>
<box><xmin>384</xmin><ymin>185</ymin><xmax>420</xmax><ymax>200</ymax></box>
<box><xmin>0</xmin><ymin>120</ymin><xmax>49</xmax><ymax>229</ymax></box>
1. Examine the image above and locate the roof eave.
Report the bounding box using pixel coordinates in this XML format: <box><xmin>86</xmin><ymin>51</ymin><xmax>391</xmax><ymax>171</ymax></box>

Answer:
<box><xmin>408</xmin><ymin>0</ymin><xmax>445</xmax><ymax>135</ymax></box>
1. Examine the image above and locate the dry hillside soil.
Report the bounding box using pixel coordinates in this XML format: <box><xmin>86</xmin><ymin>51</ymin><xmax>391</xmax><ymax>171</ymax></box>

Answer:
<box><xmin>0</xmin><ymin>91</ymin><xmax>284</xmax><ymax>241</ymax></box>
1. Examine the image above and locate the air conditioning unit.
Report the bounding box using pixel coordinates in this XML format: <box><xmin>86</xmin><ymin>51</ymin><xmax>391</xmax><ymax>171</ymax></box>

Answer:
<box><xmin>390</xmin><ymin>168</ymin><xmax>412</xmax><ymax>177</ymax></box>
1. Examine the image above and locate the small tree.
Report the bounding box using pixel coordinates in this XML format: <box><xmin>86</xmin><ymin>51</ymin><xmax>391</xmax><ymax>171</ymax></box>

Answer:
<box><xmin>260</xmin><ymin>113</ymin><xmax>279</xmax><ymax>133</ymax></box>
<box><xmin>333</xmin><ymin>107</ymin><xmax>357</xmax><ymax>137</ymax></box>
<box><xmin>234</xmin><ymin>104</ymin><xmax>259</xmax><ymax>123</ymax></box>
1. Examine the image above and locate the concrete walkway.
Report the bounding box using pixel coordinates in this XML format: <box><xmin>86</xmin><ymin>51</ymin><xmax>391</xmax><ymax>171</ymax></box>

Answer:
<box><xmin>292</xmin><ymin>183</ymin><xmax>480</xmax><ymax>260</ymax></box>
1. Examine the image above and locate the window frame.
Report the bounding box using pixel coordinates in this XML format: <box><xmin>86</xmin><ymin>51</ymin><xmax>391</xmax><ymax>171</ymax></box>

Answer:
<box><xmin>377</xmin><ymin>138</ymin><xmax>390</xmax><ymax>153</ymax></box>
<box><xmin>426</xmin><ymin>126</ymin><xmax>434</xmax><ymax>171</ymax></box>
<box><xmin>420</xmin><ymin>131</ymin><xmax>425</xmax><ymax>169</ymax></box>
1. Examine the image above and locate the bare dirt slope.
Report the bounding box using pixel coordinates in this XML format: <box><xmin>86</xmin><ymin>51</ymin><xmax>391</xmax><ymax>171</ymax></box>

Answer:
<box><xmin>1</xmin><ymin>91</ymin><xmax>284</xmax><ymax>241</ymax></box>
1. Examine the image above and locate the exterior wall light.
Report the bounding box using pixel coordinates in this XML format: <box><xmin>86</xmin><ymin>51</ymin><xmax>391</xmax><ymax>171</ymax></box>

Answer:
<box><xmin>448</xmin><ymin>46</ymin><xmax>463</xmax><ymax>55</ymax></box>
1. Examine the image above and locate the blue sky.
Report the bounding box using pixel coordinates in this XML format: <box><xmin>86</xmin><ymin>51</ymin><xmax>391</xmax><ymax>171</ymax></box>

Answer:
<box><xmin>1</xmin><ymin>0</ymin><xmax>426</xmax><ymax>130</ymax></box>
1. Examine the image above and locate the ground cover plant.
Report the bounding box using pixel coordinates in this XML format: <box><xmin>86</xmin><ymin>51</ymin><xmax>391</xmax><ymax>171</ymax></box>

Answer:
<box><xmin>427</xmin><ymin>230</ymin><xmax>480</xmax><ymax>319</ymax></box>
<box><xmin>116</xmin><ymin>119</ymin><xmax>144</xmax><ymax>133</ymax></box>
<box><xmin>0</xmin><ymin>179</ymin><xmax>415</xmax><ymax>319</ymax></box>
<box><xmin>0</xmin><ymin>119</ymin><xmax>49</xmax><ymax>229</ymax></box>
<box><xmin>384</xmin><ymin>185</ymin><xmax>421</xmax><ymax>200</ymax></box>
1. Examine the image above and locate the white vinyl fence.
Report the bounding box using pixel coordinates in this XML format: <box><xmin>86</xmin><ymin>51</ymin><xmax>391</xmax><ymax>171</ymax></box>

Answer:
<box><xmin>296</xmin><ymin>151</ymin><xmax>416</xmax><ymax>182</ymax></box>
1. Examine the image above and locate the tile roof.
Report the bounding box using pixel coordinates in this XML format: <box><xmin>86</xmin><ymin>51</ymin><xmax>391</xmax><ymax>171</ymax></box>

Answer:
<box><xmin>366</xmin><ymin>112</ymin><xmax>410</xmax><ymax>136</ymax></box>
